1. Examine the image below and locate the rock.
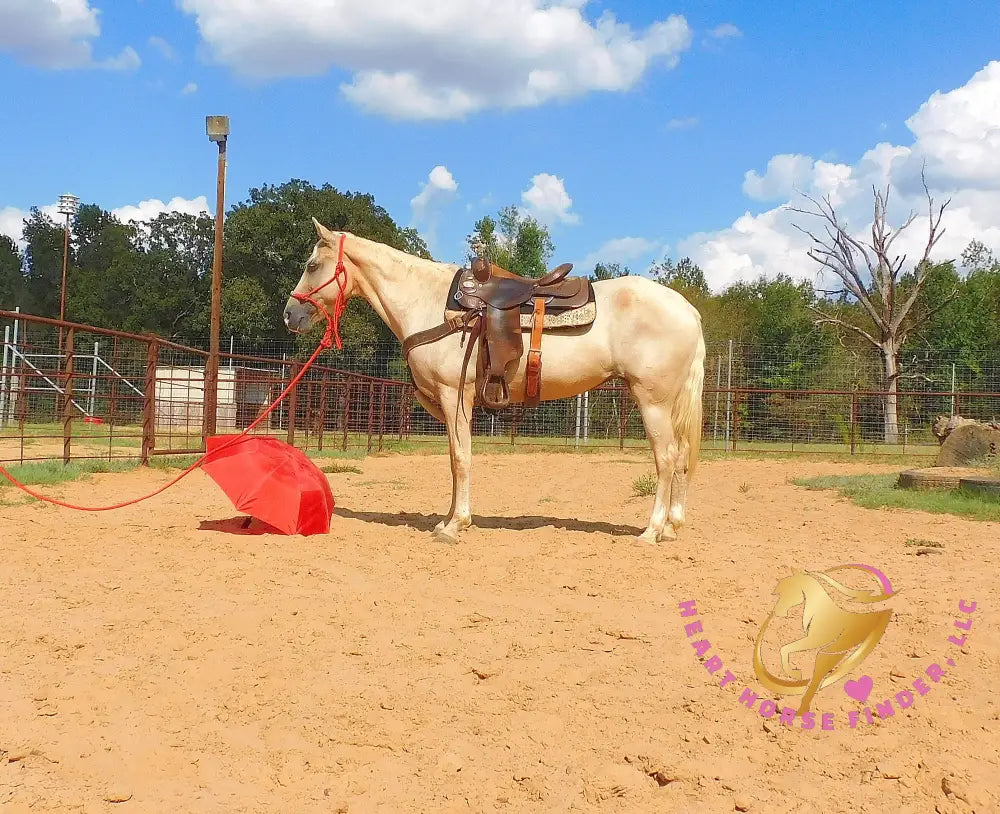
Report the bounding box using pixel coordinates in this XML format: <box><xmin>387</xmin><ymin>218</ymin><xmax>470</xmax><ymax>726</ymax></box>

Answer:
<box><xmin>734</xmin><ymin>797</ymin><xmax>751</xmax><ymax>812</ymax></box>
<box><xmin>941</xmin><ymin>774</ymin><xmax>970</xmax><ymax>803</ymax></box>
<box><xmin>103</xmin><ymin>788</ymin><xmax>133</xmax><ymax>803</ymax></box>
<box><xmin>936</xmin><ymin>423</ymin><xmax>1000</xmax><ymax>466</ymax></box>
<box><xmin>877</xmin><ymin>761</ymin><xmax>903</xmax><ymax>780</ymax></box>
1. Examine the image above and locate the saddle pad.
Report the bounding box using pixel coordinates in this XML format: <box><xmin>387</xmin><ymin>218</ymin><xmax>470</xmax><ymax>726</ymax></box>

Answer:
<box><xmin>446</xmin><ymin>300</ymin><xmax>596</xmax><ymax>330</ymax></box>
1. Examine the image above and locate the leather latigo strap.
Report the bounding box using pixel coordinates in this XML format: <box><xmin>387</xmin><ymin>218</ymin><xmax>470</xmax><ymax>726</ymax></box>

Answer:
<box><xmin>401</xmin><ymin>314</ymin><xmax>474</xmax><ymax>358</ymax></box>
<box><xmin>524</xmin><ymin>297</ymin><xmax>546</xmax><ymax>407</ymax></box>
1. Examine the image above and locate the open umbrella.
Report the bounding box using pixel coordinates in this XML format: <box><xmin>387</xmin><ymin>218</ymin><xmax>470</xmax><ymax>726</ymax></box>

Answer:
<box><xmin>201</xmin><ymin>436</ymin><xmax>334</xmax><ymax>535</ymax></box>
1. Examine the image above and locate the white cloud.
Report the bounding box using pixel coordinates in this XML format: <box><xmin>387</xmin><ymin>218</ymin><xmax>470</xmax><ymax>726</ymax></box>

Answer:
<box><xmin>579</xmin><ymin>236</ymin><xmax>659</xmax><ymax>271</ymax></box>
<box><xmin>708</xmin><ymin>23</ymin><xmax>742</xmax><ymax>39</ymax></box>
<box><xmin>178</xmin><ymin>0</ymin><xmax>692</xmax><ymax>119</ymax></box>
<box><xmin>410</xmin><ymin>166</ymin><xmax>458</xmax><ymax>250</ymax></box>
<box><xmin>666</xmin><ymin>116</ymin><xmax>699</xmax><ymax>130</ymax></box>
<box><xmin>410</xmin><ymin>165</ymin><xmax>458</xmax><ymax>222</ymax></box>
<box><xmin>148</xmin><ymin>35</ymin><xmax>176</xmax><ymax>60</ymax></box>
<box><xmin>181</xmin><ymin>81</ymin><xmax>199</xmax><ymax>95</ymax></box>
<box><xmin>680</xmin><ymin>60</ymin><xmax>1000</xmax><ymax>292</ymax></box>
<box><xmin>111</xmin><ymin>196</ymin><xmax>210</xmax><ymax>223</ymax></box>
<box><xmin>0</xmin><ymin>1</ymin><xmax>140</xmax><ymax>71</ymax></box>
<box><xmin>0</xmin><ymin>207</ymin><xmax>30</xmax><ymax>246</ymax></box>
<box><xmin>99</xmin><ymin>45</ymin><xmax>141</xmax><ymax>71</ymax></box>
<box><xmin>521</xmin><ymin>173</ymin><xmax>579</xmax><ymax>225</ymax></box>
<box><xmin>0</xmin><ymin>196</ymin><xmax>210</xmax><ymax>248</ymax></box>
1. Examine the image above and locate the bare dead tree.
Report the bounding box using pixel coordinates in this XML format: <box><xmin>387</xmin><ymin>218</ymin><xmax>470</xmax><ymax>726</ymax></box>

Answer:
<box><xmin>788</xmin><ymin>177</ymin><xmax>953</xmax><ymax>443</ymax></box>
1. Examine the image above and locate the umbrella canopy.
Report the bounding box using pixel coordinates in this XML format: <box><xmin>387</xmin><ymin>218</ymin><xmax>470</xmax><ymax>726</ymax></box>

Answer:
<box><xmin>201</xmin><ymin>436</ymin><xmax>334</xmax><ymax>535</ymax></box>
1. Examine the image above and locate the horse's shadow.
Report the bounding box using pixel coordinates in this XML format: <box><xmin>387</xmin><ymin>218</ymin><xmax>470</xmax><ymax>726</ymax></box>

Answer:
<box><xmin>333</xmin><ymin>507</ymin><xmax>643</xmax><ymax>537</ymax></box>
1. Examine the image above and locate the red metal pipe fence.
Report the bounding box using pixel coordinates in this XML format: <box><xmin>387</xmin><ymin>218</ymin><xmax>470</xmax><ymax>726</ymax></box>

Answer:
<box><xmin>3</xmin><ymin>310</ymin><xmax>1000</xmax><ymax>466</ymax></box>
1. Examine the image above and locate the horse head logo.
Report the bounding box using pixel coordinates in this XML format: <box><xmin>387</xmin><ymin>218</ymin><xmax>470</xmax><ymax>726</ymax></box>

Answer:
<box><xmin>753</xmin><ymin>564</ymin><xmax>896</xmax><ymax>714</ymax></box>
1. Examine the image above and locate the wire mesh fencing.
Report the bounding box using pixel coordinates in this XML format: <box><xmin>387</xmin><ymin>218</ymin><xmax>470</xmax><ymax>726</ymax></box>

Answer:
<box><xmin>3</xmin><ymin>311</ymin><xmax>1000</xmax><ymax>465</ymax></box>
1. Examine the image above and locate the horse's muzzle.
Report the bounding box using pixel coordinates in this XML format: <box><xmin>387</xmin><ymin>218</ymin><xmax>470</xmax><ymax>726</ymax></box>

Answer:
<box><xmin>283</xmin><ymin>299</ymin><xmax>314</xmax><ymax>334</ymax></box>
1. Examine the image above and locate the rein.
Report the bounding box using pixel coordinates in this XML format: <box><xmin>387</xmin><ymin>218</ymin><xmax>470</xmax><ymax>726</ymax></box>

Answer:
<box><xmin>0</xmin><ymin>237</ymin><xmax>349</xmax><ymax>511</ymax></box>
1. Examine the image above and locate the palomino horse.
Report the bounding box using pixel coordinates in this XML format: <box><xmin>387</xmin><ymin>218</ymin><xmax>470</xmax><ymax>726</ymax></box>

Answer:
<box><xmin>283</xmin><ymin>221</ymin><xmax>705</xmax><ymax>544</ymax></box>
<box><xmin>753</xmin><ymin>569</ymin><xmax>895</xmax><ymax>714</ymax></box>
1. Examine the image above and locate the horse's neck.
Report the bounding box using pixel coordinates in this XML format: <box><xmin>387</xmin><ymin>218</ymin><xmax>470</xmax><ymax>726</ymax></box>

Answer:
<box><xmin>349</xmin><ymin>241</ymin><xmax>454</xmax><ymax>342</ymax></box>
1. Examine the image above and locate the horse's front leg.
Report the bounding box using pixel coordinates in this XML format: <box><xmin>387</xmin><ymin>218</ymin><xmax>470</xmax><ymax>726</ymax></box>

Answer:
<box><xmin>433</xmin><ymin>385</ymin><xmax>474</xmax><ymax>544</ymax></box>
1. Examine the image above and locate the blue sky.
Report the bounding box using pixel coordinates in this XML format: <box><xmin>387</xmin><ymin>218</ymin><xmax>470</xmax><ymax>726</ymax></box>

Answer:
<box><xmin>1</xmin><ymin>1</ymin><xmax>999</xmax><ymax>290</ymax></box>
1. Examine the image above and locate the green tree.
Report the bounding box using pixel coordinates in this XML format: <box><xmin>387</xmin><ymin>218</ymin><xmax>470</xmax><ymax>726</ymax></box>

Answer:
<box><xmin>224</xmin><ymin>180</ymin><xmax>429</xmax><ymax>370</ymax></box>
<box><xmin>21</xmin><ymin>208</ymin><xmax>67</xmax><ymax>317</ymax></box>
<box><xmin>588</xmin><ymin>262</ymin><xmax>630</xmax><ymax>282</ymax></box>
<box><xmin>466</xmin><ymin>205</ymin><xmax>554</xmax><ymax>278</ymax></box>
<box><xmin>0</xmin><ymin>235</ymin><xmax>24</xmax><ymax>311</ymax></box>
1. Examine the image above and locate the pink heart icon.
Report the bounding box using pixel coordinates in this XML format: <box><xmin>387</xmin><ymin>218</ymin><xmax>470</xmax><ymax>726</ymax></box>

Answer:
<box><xmin>844</xmin><ymin>675</ymin><xmax>874</xmax><ymax>703</ymax></box>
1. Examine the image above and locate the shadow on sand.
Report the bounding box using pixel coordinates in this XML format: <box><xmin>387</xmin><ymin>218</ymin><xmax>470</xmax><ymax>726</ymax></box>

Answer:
<box><xmin>333</xmin><ymin>507</ymin><xmax>643</xmax><ymax>538</ymax></box>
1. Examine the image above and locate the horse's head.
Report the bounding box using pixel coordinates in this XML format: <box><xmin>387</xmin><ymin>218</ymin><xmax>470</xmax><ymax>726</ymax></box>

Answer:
<box><xmin>283</xmin><ymin>218</ymin><xmax>357</xmax><ymax>334</ymax></box>
<box><xmin>771</xmin><ymin>573</ymin><xmax>807</xmax><ymax>618</ymax></box>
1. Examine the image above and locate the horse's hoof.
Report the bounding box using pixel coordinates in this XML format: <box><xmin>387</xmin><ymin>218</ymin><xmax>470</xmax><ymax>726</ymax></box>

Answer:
<box><xmin>636</xmin><ymin>531</ymin><xmax>659</xmax><ymax>545</ymax></box>
<box><xmin>433</xmin><ymin>528</ymin><xmax>459</xmax><ymax>545</ymax></box>
<box><xmin>659</xmin><ymin>526</ymin><xmax>679</xmax><ymax>542</ymax></box>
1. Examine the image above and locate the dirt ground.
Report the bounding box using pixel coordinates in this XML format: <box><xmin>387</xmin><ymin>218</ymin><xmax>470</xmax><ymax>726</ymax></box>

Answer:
<box><xmin>1</xmin><ymin>453</ymin><xmax>997</xmax><ymax>813</ymax></box>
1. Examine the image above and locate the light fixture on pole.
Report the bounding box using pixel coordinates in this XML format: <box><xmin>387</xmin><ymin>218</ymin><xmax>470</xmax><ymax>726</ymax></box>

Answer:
<box><xmin>203</xmin><ymin>115</ymin><xmax>229</xmax><ymax>443</ymax></box>
<box><xmin>56</xmin><ymin>193</ymin><xmax>80</xmax><ymax>353</ymax></box>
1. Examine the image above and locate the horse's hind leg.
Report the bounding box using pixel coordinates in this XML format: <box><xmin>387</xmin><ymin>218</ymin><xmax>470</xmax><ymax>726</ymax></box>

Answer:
<box><xmin>632</xmin><ymin>393</ymin><xmax>679</xmax><ymax>544</ymax></box>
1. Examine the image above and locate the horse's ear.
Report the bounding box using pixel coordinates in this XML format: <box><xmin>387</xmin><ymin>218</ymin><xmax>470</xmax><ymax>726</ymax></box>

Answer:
<box><xmin>312</xmin><ymin>217</ymin><xmax>335</xmax><ymax>244</ymax></box>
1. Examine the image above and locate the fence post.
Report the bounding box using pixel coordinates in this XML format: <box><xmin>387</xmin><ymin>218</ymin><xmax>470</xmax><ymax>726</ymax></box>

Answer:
<box><xmin>317</xmin><ymin>372</ymin><xmax>328</xmax><ymax>451</ymax></box>
<box><xmin>397</xmin><ymin>387</ymin><xmax>408</xmax><ymax>441</ymax></box>
<box><xmin>0</xmin><ymin>325</ymin><xmax>9</xmax><ymax>431</ymax></box>
<box><xmin>724</xmin><ymin>340</ymin><xmax>734</xmax><ymax>446</ymax></box>
<box><xmin>342</xmin><ymin>377</ymin><xmax>354</xmax><ymax>452</ymax></box>
<box><xmin>849</xmin><ymin>390</ymin><xmax>858</xmax><ymax>456</ymax></box>
<box><xmin>366</xmin><ymin>381</ymin><xmax>376</xmax><ymax>454</ymax></box>
<box><xmin>583</xmin><ymin>390</ymin><xmax>589</xmax><ymax>445</ymax></box>
<box><xmin>286</xmin><ymin>361</ymin><xmax>300</xmax><ymax>446</ymax></box>
<box><xmin>713</xmin><ymin>354</ymin><xmax>722</xmax><ymax>442</ymax></box>
<box><xmin>89</xmin><ymin>341</ymin><xmax>100</xmax><ymax>416</ymax></box>
<box><xmin>618</xmin><ymin>384</ymin><xmax>627</xmax><ymax>450</ymax></box>
<box><xmin>730</xmin><ymin>389</ymin><xmax>740</xmax><ymax>452</ymax></box>
<box><xmin>142</xmin><ymin>340</ymin><xmax>159</xmax><ymax>465</ymax></box>
<box><xmin>7</xmin><ymin>307</ymin><xmax>20</xmax><ymax>427</ymax></box>
<box><xmin>62</xmin><ymin>328</ymin><xmax>75</xmax><ymax>465</ymax></box>
<box><xmin>377</xmin><ymin>383</ymin><xmax>387</xmax><ymax>452</ymax></box>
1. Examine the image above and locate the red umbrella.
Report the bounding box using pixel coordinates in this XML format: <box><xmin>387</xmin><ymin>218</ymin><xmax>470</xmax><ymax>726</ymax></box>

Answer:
<box><xmin>201</xmin><ymin>436</ymin><xmax>334</xmax><ymax>536</ymax></box>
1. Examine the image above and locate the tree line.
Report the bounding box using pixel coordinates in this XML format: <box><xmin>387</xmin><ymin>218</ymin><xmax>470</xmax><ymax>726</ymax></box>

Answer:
<box><xmin>3</xmin><ymin>179</ymin><xmax>999</xmax><ymax>440</ymax></box>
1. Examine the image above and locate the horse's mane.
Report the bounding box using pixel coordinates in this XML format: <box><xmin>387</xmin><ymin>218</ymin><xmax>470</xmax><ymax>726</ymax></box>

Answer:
<box><xmin>807</xmin><ymin>571</ymin><xmax>887</xmax><ymax>604</ymax></box>
<box><xmin>341</xmin><ymin>231</ymin><xmax>459</xmax><ymax>275</ymax></box>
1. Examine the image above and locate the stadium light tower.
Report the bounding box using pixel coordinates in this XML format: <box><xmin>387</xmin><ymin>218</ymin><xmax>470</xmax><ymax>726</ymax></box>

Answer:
<box><xmin>203</xmin><ymin>116</ymin><xmax>229</xmax><ymax>441</ymax></box>
<box><xmin>57</xmin><ymin>193</ymin><xmax>80</xmax><ymax>353</ymax></box>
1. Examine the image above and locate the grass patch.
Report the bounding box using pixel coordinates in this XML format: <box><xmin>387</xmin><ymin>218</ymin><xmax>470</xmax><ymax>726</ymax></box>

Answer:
<box><xmin>632</xmin><ymin>473</ymin><xmax>657</xmax><ymax>497</ymax></box>
<box><xmin>321</xmin><ymin>463</ymin><xmax>362</xmax><ymax>474</ymax></box>
<box><xmin>794</xmin><ymin>473</ymin><xmax>1000</xmax><ymax>522</ymax></box>
<box><xmin>0</xmin><ymin>458</ymin><xmax>140</xmax><ymax>489</ymax></box>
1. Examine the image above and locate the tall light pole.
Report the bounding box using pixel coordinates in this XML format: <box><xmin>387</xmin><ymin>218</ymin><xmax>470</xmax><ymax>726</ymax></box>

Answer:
<box><xmin>204</xmin><ymin>115</ymin><xmax>229</xmax><ymax>442</ymax></box>
<box><xmin>56</xmin><ymin>193</ymin><xmax>79</xmax><ymax>354</ymax></box>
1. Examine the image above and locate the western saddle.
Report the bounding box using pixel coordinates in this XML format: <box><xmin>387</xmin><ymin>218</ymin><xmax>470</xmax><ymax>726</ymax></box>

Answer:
<box><xmin>402</xmin><ymin>257</ymin><xmax>596</xmax><ymax>411</ymax></box>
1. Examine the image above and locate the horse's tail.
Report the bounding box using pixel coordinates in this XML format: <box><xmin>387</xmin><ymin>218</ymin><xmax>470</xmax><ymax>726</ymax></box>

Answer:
<box><xmin>674</xmin><ymin>323</ymin><xmax>705</xmax><ymax>479</ymax></box>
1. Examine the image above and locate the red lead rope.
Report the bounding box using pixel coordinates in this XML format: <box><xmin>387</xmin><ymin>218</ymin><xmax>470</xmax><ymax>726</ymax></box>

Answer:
<box><xmin>0</xmin><ymin>236</ymin><xmax>348</xmax><ymax>512</ymax></box>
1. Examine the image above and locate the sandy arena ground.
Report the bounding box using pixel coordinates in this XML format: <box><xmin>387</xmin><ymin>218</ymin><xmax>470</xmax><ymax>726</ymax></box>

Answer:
<box><xmin>1</xmin><ymin>452</ymin><xmax>998</xmax><ymax>813</ymax></box>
